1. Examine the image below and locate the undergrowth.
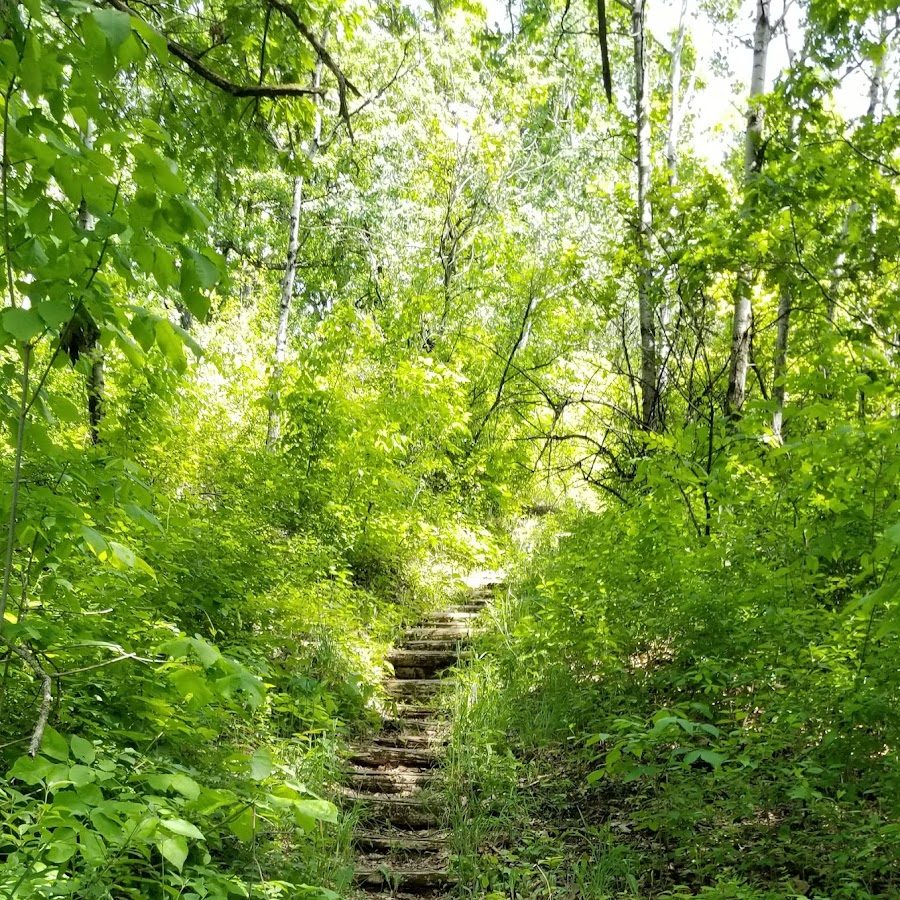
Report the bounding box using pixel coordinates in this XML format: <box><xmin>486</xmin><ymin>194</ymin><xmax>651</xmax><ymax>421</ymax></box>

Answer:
<box><xmin>446</xmin><ymin>499</ymin><xmax>900</xmax><ymax>900</ymax></box>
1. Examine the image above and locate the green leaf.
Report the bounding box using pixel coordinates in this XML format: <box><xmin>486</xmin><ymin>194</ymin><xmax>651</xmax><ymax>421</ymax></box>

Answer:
<box><xmin>92</xmin><ymin>9</ymin><xmax>132</xmax><ymax>49</ymax></box>
<box><xmin>250</xmin><ymin>747</ymin><xmax>275</xmax><ymax>781</ymax></box>
<box><xmin>2</xmin><ymin>307</ymin><xmax>43</xmax><ymax>343</ymax></box>
<box><xmin>699</xmin><ymin>750</ymin><xmax>726</xmax><ymax>767</ymax></box>
<box><xmin>50</xmin><ymin>395</ymin><xmax>83</xmax><ymax>423</ymax></box>
<box><xmin>69</xmin><ymin>764</ymin><xmax>96</xmax><ymax>786</ymax></box>
<box><xmin>292</xmin><ymin>798</ymin><xmax>338</xmax><ymax>824</ymax></box>
<box><xmin>146</xmin><ymin>773</ymin><xmax>201</xmax><ymax>800</ymax></box>
<box><xmin>78</xmin><ymin>828</ymin><xmax>106</xmax><ymax>864</ymax></box>
<box><xmin>228</xmin><ymin>806</ymin><xmax>256</xmax><ymax>842</ymax></box>
<box><xmin>89</xmin><ymin>810</ymin><xmax>125</xmax><ymax>843</ymax></box>
<box><xmin>41</xmin><ymin>726</ymin><xmax>70</xmax><ymax>761</ymax></box>
<box><xmin>156</xmin><ymin>833</ymin><xmax>188</xmax><ymax>871</ymax></box>
<box><xmin>46</xmin><ymin>841</ymin><xmax>77</xmax><ymax>863</ymax></box>
<box><xmin>124</xmin><ymin>503</ymin><xmax>163</xmax><ymax>532</ymax></box>
<box><xmin>80</xmin><ymin>526</ymin><xmax>109</xmax><ymax>560</ymax></box>
<box><xmin>189</xmin><ymin>636</ymin><xmax>220</xmax><ymax>668</ymax></box>
<box><xmin>161</xmin><ymin>817</ymin><xmax>205</xmax><ymax>840</ymax></box>
<box><xmin>131</xmin><ymin>17</ymin><xmax>168</xmax><ymax>59</ymax></box>
<box><xmin>8</xmin><ymin>754</ymin><xmax>54</xmax><ymax>785</ymax></box>
<box><xmin>249</xmin><ymin>748</ymin><xmax>274</xmax><ymax>781</ymax></box>
<box><xmin>169</xmin><ymin>668</ymin><xmax>215</xmax><ymax>707</ymax></box>
<box><xmin>154</xmin><ymin>318</ymin><xmax>187</xmax><ymax>372</ymax></box>
<box><xmin>37</xmin><ymin>300</ymin><xmax>73</xmax><ymax>330</ymax></box>
<box><xmin>129</xmin><ymin>312</ymin><xmax>157</xmax><ymax>351</ymax></box>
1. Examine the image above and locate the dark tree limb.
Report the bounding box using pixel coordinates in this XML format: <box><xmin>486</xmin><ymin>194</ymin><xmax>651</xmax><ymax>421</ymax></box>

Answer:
<box><xmin>266</xmin><ymin>0</ymin><xmax>361</xmax><ymax>128</ymax></box>
<box><xmin>104</xmin><ymin>0</ymin><xmax>327</xmax><ymax>100</ymax></box>
<box><xmin>597</xmin><ymin>0</ymin><xmax>612</xmax><ymax>102</ymax></box>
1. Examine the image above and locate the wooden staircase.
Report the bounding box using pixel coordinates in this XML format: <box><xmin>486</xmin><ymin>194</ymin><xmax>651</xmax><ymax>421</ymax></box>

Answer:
<box><xmin>346</xmin><ymin>575</ymin><xmax>503</xmax><ymax>899</ymax></box>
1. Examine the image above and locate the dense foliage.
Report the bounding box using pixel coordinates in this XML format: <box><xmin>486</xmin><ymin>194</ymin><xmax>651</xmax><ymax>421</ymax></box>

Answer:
<box><xmin>0</xmin><ymin>0</ymin><xmax>898</xmax><ymax>897</ymax></box>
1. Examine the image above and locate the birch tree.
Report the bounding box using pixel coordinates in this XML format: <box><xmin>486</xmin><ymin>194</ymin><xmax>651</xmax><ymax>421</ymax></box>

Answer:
<box><xmin>632</xmin><ymin>0</ymin><xmax>657</xmax><ymax>431</ymax></box>
<box><xmin>267</xmin><ymin>55</ymin><xmax>326</xmax><ymax>450</ymax></box>
<box><xmin>78</xmin><ymin>121</ymin><xmax>105</xmax><ymax>444</ymax></box>
<box><xmin>725</xmin><ymin>0</ymin><xmax>774</xmax><ymax>416</ymax></box>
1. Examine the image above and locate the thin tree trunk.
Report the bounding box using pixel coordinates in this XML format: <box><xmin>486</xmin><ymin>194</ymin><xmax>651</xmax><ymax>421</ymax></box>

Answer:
<box><xmin>771</xmin><ymin>284</ymin><xmax>791</xmax><ymax>441</ymax></box>
<box><xmin>266</xmin><ymin>56</ymin><xmax>325</xmax><ymax>450</ymax></box>
<box><xmin>726</xmin><ymin>0</ymin><xmax>772</xmax><ymax>417</ymax></box>
<box><xmin>657</xmin><ymin>0</ymin><xmax>690</xmax><ymax>419</ymax></box>
<box><xmin>78</xmin><ymin>121</ymin><xmax>105</xmax><ymax>444</ymax></box>
<box><xmin>633</xmin><ymin>0</ymin><xmax>657</xmax><ymax>431</ymax></box>
<box><xmin>665</xmin><ymin>0</ymin><xmax>689</xmax><ymax>188</ymax></box>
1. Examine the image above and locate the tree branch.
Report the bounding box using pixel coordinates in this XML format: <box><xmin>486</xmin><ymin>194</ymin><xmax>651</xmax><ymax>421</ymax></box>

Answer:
<box><xmin>265</xmin><ymin>0</ymin><xmax>361</xmax><ymax>128</ymax></box>
<box><xmin>104</xmin><ymin>0</ymin><xmax>326</xmax><ymax>100</ymax></box>
<box><xmin>1</xmin><ymin>635</ymin><xmax>51</xmax><ymax>757</ymax></box>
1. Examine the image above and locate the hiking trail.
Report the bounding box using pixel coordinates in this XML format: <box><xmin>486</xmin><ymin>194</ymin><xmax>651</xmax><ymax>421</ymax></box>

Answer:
<box><xmin>345</xmin><ymin>573</ymin><xmax>504</xmax><ymax>899</ymax></box>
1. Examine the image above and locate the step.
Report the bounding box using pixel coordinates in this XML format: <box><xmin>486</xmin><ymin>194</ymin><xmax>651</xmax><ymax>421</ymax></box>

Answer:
<box><xmin>350</xmin><ymin>772</ymin><xmax>436</xmax><ymax>794</ymax></box>
<box><xmin>372</xmin><ymin>733</ymin><xmax>440</xmax><ymax>750</ymax></box>
<box><xmin>404</xmin><ymin>621</ymin><xmax>475</xmax><ymax>635</ymax></box>
<box><xmin>399</xmin><ymin>638</ymin><xmax>472</xmax><ymax>651</ymax></box>
<box><xmin>380</xmin><ymin>716</ymin><xmax>444</xmax><ymax>735</ymax></box>
<box><xmin>354</xmin><ymin>832</ymin><xmax>448</xmax><ymax>853</ymax></box>
<box><xmin>354</xmin><ymin>867</ymin><xmax>456</xmax><ymax>892</ymax></box>
<box><xmin>385</xmin><ymin>679</ymin><xmax>449</xmax><ymax>698</ymax></box>
<box><xmin>393</xmin><ymin>666</ymin><xmax>458</xmax><ymax>681</ymax></box>
<box><xmin>360</xmin><ymin>893</ymin><xmax>443</xmax><ymax>900</ymax></box>
<box><xmin>388</xmin><ymin>649</ymin><xmax>466</xmax><ymax>668</ymax></box>
<box><xmin>351</xmin><ymin>746</ymin><xmax>439</xmax><ymax>769</ymax></box>
<box><xmin>421</xmin><ymin>611</ymin><xmax>480</xmax><ymax>624</ymax></box>
<box><xmin>387</xmin><ymin>704</ymin><xmax>442</xmax><ymax>720</ymax></box>
<box><xmin>351</xmin><ymin>796</ymin><xmax>441</xmax><ymax>829</ymax></box>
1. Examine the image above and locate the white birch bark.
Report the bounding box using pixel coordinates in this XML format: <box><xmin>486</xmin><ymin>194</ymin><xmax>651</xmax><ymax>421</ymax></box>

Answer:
<box><xmin>665</xmin><ymin>0</ymin><xmax>689</xmax><ymax>189</ymax></box>
<box><xmin>771</xmin><ymin>284</ymin><xmax>791</xmax><ymax>441</ymax></box>
<box><xmin>633</xmin><ymin>0</ymin><xmax>657</xmax><ymax>431</ymax></box>
<box><xmin>658</xmin><ymin>0</ymin><xmax>690</xmax><ymax>416</ymax></box>
<box><xmin>266</xmin><ymin>57</ymin><xmax>325</xmax><ymax>450</ymax></box>
<box><xmin>79</xmin><ymin>121</ymin><xmax>105</xmax><ymax>445</ymax></box>
<box><xmin>726</xmin><ymin>0</ymin><xmax>772</xmax><ymax>417</ymax></box>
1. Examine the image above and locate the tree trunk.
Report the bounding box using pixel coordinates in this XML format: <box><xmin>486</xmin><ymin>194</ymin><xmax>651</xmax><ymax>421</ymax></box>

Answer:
<box><xmin>266</xmin><ymin>56</ymin><xmax>325</xmax><ymax>450</ymax></box>
<box><xmin>771</xmin><ymin>284</ymin><xmax>791</xmax><ymax>442</ymax></box>
<box><xmin>658</xmin><ymin>0</ymin><xmax>690</xmax><ymax>417</ymax></box>
<box><xmin>665</xmin><ymin>0</ymin><xmax>689</xmax><ymax>188</ymax></box>
<box><xmin>79</xmin><ymin>121</ymin><xmax>105</xmax><ymax>445</ymax></box>
<box><xmin>633</xmin><ymin>0</ymin><xmax>657</xmax><ymax>431</ymax></box>
<box><xmin>726</xmin><ymin>0</ymin><xmax>772</xmax><ymax>417</ymax></box>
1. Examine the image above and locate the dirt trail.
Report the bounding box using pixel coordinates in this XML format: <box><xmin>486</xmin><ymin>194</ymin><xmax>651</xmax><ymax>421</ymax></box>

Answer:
<box><xmin>345</xmin><ymin>574</ymin><xmax>503</xmax><ymax>899</ymax></box>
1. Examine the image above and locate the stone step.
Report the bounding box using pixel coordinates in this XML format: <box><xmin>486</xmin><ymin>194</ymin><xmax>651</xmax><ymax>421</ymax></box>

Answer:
<box><xmin>350</xmin><ymin>747</ymin><xmax>439</xmax><ymax>769</ymax></box>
